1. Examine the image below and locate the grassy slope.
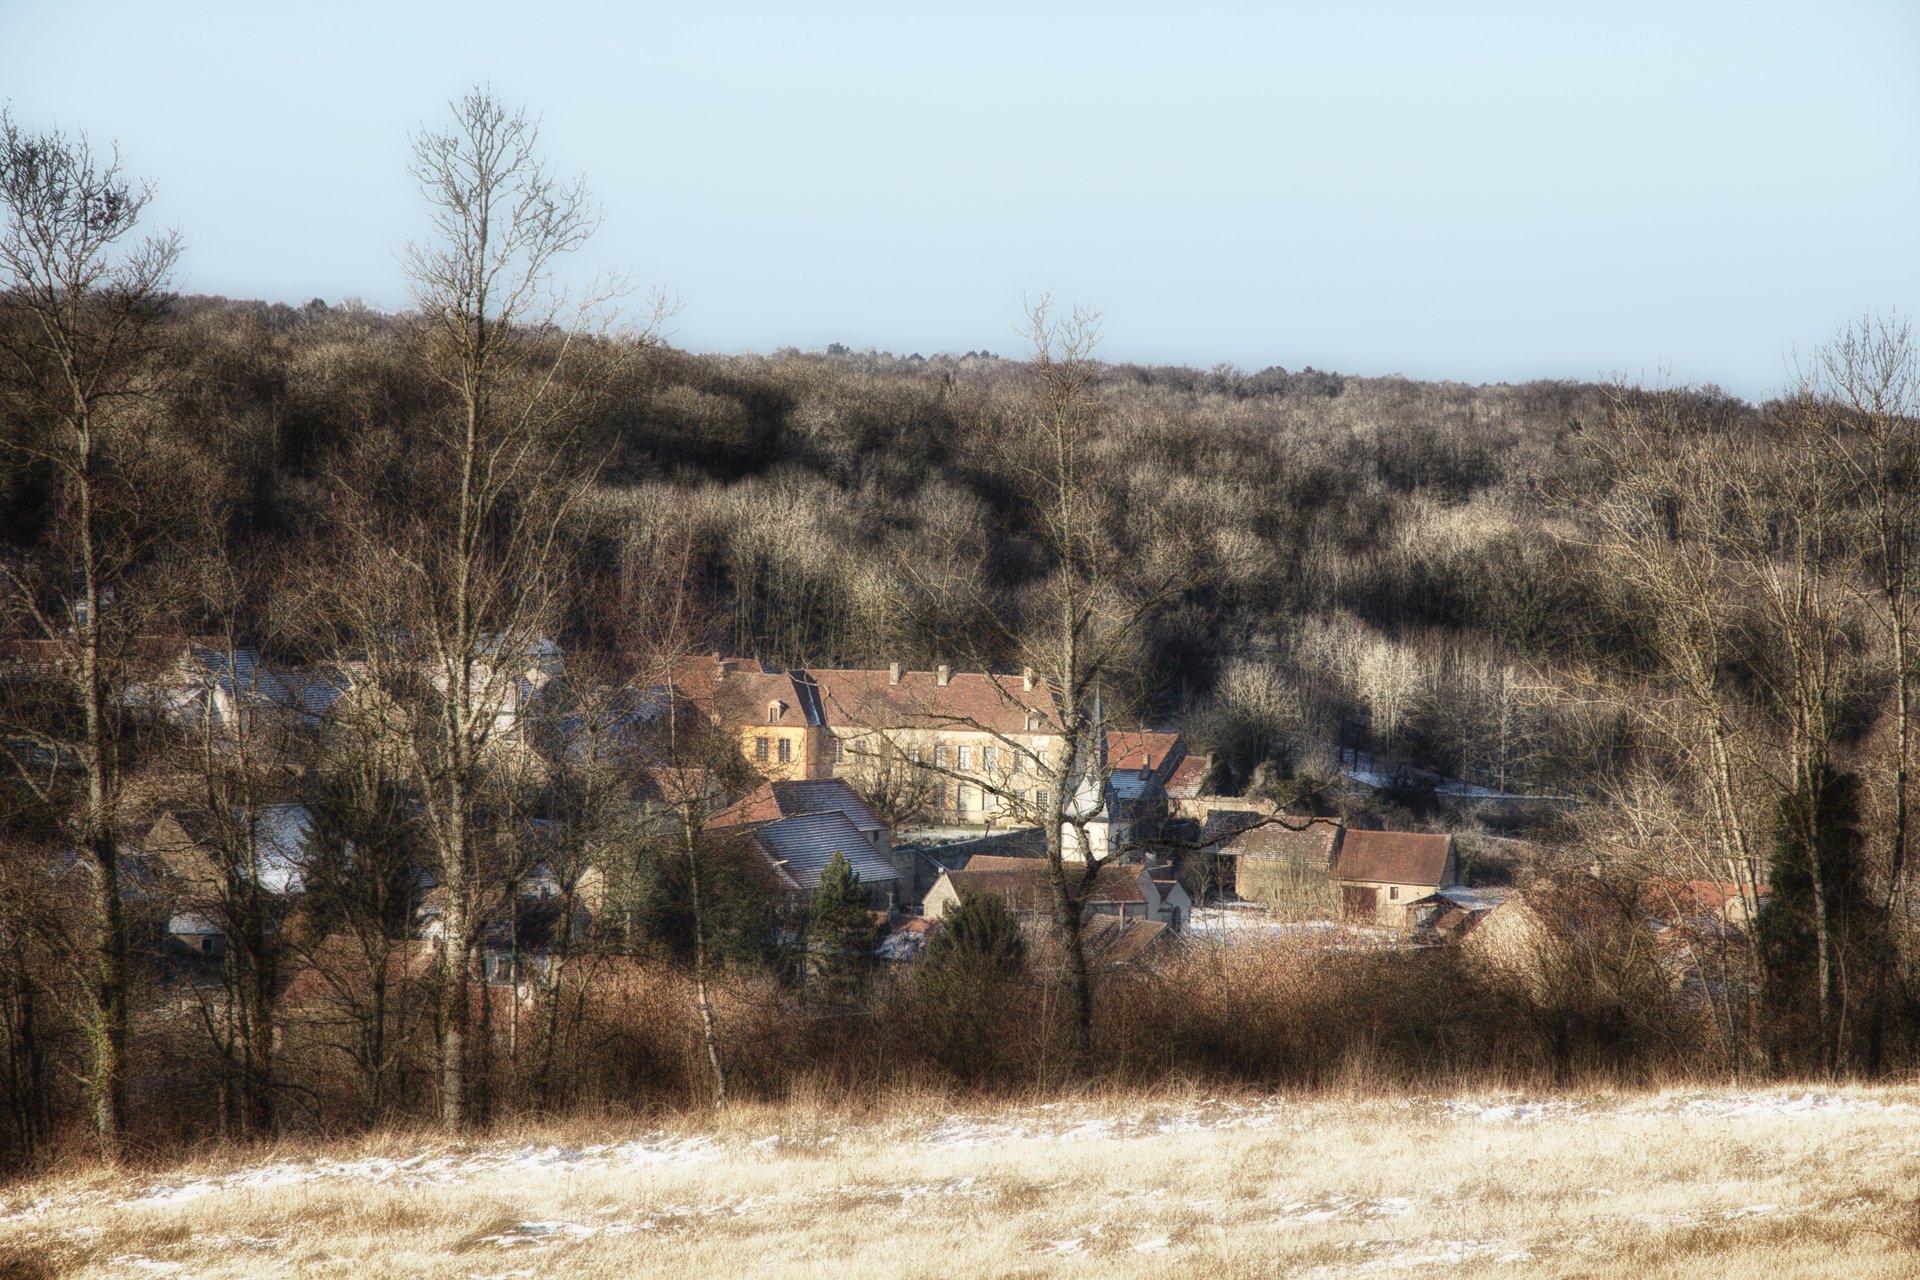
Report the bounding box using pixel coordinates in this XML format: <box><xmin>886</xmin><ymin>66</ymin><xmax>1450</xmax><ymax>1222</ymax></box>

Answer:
<box><xmin>3</xmin><ymin>1086</ymin><xmax>1917</xmax><ymax>1279</ymax></box>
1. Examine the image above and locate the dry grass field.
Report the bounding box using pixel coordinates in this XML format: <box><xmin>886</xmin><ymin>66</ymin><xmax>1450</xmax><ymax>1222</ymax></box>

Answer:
<box><xmin>3</xmin><ymin>1085</ymin><xmax>1918</xmax><ymax>1279</ymax></box>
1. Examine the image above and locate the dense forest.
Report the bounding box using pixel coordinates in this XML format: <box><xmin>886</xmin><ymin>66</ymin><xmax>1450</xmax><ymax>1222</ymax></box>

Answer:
<box><xmin>3</xmin><ymin>97</ymin><xmax>1918</xmax><ymax>1169</ymax></box>
<box><xmin>1</xmin><ymin>289</ymin><xmax>1642</xmax><ymax>788</ymax></box>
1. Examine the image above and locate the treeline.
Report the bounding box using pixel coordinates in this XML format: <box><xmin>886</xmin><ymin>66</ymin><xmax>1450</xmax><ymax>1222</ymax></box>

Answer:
<box><xmin>2</xmin><ymin>288</ymin><xmax>1652</xmax><ymax>792</ymax></box>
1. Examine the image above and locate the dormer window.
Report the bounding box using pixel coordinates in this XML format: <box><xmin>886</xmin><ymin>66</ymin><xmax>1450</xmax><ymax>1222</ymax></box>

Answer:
<box><xmin>1026</xmin><ymin>710</ymin><xmax>1044</xmax><ymax>732</ymax></box>
<box><xmin>767</xmin><ymin>700</ymin><xmax>785</xmax><ymax>724</ymax></box>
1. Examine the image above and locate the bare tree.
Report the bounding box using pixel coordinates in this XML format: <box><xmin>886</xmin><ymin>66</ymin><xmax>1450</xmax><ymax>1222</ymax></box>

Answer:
<box><xmin>1808</xmin><ymin>317</ymin><xmax>1920</xmax><ymax>914</ymax></box>
<box><xmin>338</xmin><ymin>88</ymin><xmax>607</xmax><ymax>1130</ymax></box>
<box><xmin>874</xmin><ymin>298</ymin><xmax>1220</xmax><ymax>1068</ymax></box>
<box><xmin>0</xmin><ymin>113</ymin><xmax>181</xmax><ymax>1158</ymax></box>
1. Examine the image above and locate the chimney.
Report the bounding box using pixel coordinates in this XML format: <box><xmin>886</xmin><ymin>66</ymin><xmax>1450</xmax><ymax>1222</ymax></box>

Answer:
<box><xmin>888</xmin><ymin>661</ymin><xmax>902</xmax><ymax>685</ymax></box>
<box><xmin>1022</xmin><ymin>666</ymin><xmax>1035</xmax><ymax>691</ymax></box>
<box><xmin>936</xmin><ymin>664</ymin><xmax>951</xmax><ymax>687</ymax></box>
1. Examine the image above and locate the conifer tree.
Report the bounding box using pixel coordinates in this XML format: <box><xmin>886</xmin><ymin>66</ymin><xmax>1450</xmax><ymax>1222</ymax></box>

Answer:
<box><xmin>805</xmin><ymin>851</ymin><xmax>876</xmax><ymax>1003</ymax></box>
<box><xmin>916</xmin><ymin>890</ymin><xmax>1027</xmax><ymax>1080</ymax></box>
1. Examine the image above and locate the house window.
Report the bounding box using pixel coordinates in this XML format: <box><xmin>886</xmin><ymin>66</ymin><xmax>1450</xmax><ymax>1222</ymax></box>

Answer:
<box><xmin>957</xmin><ymin>786</ymin><xmax>973</xmax><ymax>814</ymax></box>
<box><xmin>833</xmin><ymin>737</ymin><xmax>845</xmax><ymax>764</ymax></box>
<box><xmin>754</xmin><ymin>736</ymin><xmax>770</xmax><ymax>762</ymax></box>
<box><xmin>934</xmin><ymin>744</ymin><xmax>949</xmax><ymax>769</ymax></box>
<box><xmin>982</xmin><ymin>790</ymin><xmax>996</xmax><ymax>815</ymax></box>
<box><xmin>1026</xmin><ymin>711</ymin><xmax>1043</xmax><ymax>731</ymax></box>
<box><xmin>1389</xmin><ymin>886</ymin><xmax>1399</xmax><ymax>900</ymax></box>
<box><xmin>983</xmin><ymin>746</ymin><xmax>998</xmax><ymax>772</ymax></box>
<box><xmin>932</xmin><ymin>783</ymin><xmax>947</xmax><ymax>811</ymax></box>
<box><xmin>778</xmin><ymin>738</ymin><xmax>792</xmax><ymax>764</ymax></box>
<box><xmin>1035</xmin><ymin>787</ymin><xmax>1050</xmax><ymax>810</ymax></box>
<box><xmin>767</xmin><ymin>701</ymin><xmax>784</xmax><ymax>724</ymax></box>
<box><xmin>957</xmin><ymin>745</ymin><xmax>972</xmax><ymax>771</ymax></box>
<box><xmin>910</xmin><ymin>744</ymin><xmax>922</xmax><ymax>766</ymax></box>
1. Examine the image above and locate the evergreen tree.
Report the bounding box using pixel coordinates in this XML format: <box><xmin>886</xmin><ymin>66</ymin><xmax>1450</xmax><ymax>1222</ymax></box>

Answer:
<box><xmin>923</xmin><ymin>890</ymin><xmax>1025</xmax><ymax>979</ymax></box>
<box><xmin>805</xmin><ymin>851</ymin><xmax>877</xmax><ymax>1003</ymax></box>
<box><xmin>917</xmin><ymin>891</ymin><xmax>1026</xmax><ymax>1080</ymax></box>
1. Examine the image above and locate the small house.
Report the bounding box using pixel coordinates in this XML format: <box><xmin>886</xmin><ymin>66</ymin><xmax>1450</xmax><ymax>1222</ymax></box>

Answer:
<box><xmin>1331</xmin><ymin>830</ymin><xmax>1457</xmax><ymax>926</ymax></box>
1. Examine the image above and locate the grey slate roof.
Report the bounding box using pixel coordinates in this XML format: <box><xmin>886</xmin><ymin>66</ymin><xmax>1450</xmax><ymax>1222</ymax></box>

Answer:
<box><xmin>770</xmin><ymin>779</ymin><xmax>886</xmax><ymax>833</ymax></box>
<box><xmin>749</xmin><ymin>811</ymin><xmax>899</xmax><ymax>893</ymax></box>
<box><xmin>190</xmin><ymin>648</ymin><xmax>350</xmax><ymax>720</ymax></box>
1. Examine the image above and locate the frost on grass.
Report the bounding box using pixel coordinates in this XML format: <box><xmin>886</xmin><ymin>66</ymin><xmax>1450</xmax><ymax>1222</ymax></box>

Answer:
<box><xmin>103</xmin><ymin>1137</ymin><xmax>723</xmax><ymax>1216</ymax></box>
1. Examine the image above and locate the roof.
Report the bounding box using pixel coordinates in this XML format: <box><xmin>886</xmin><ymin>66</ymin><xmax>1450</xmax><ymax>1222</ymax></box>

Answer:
<box><xmin>1105</xmin><ymin>730</ymin><xmax>1183</xmax><ymax>774</ymax></box>
<box><xmin>668</xmin><ymin>656</ymin><xmax>823</xmax><ymax>730</ymax></box>
<box><xmin>1334</xmin><ymin>829</ymin><xmax>1454</xmax><ymax>888</ymax></box>
<box><xmin>708</xmin><ymin>777</ymin><xmax>886</xmax><ymax>833</ymax></box>
<box><xmin>1082</xmin><ymin>915</ymin><xmax>1170</xmax><ymax>966</ymax></box>
<box><xmin>145</xmin><ymin>804</ymin><xmax>317</xmax><ymax>894</ymax></box>
<box><xmin>1219</xmin><ymin>817</ymin><xmax>1342</xmax><ymax>866</ymax></box>
<box><xmin>1641</xmin><ymin>879</ymin><xmax>1756</xmax><ymax>919</ymax></box>
<box><xmin>1165</xmin><ymin>753</ymin><xmax>1210</xmax><ymax>799</ymax></box>
<box><xmin>748</xmin><ymin>811</ymin><xmax>900</xmax><ymax>893</ymax></box>
<box><xmin>809</xmin><ymin>667</ymin><xmax>1055</xmax><ymax>737</ymax></box>
<box><xmin>939</xmin><ymin>854</ymin><xmax>1146</xmax><ymax>911</ymax></box>
<box><xmin>187</xmin><ymin>647</ymin><xmax>351</xmax><ymax>720</ymax></box>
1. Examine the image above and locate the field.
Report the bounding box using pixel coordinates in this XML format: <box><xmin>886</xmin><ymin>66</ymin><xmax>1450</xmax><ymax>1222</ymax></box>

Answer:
<box><xmin>3</xmin><ymin>1086</ymin><xmax>1916</xmax><ymax>1279</ymax></box>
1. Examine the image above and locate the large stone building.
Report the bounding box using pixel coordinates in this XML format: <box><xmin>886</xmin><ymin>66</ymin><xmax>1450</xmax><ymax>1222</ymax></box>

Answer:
<box><xmin>670</xmin><ymin>656</ymin><xmax>1186</xmax><ymax>843</ymax></box>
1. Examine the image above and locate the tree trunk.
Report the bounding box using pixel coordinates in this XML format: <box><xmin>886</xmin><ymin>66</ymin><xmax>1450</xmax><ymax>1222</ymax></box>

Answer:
<box><xmin>438</xmin><ymin>885</ymin><xmax>469</xmax><ymax>1130</ymax></box>
<box><xmin>682</xmin><ymin>817</ymin><xmax>728</xmax><ymax>1108</ymax></box>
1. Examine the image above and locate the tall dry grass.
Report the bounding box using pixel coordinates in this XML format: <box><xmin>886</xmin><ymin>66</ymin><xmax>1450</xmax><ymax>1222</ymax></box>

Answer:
<box><xmin>4</xmin><ymin>1084</ymin><xmax>1917</xmax><ymax>1278</ymax></box>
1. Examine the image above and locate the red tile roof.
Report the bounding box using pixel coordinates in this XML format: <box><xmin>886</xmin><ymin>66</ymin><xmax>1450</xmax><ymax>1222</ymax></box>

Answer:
<box><xmin>1334</xmin><ymin>830</ymin><xmax>1454</xmax><ymax>888</ymax></box>
<box><xmin>1164</xmin><ymin>753</ymin><xmax>1210</xmax><ymax>798</ymax></box>
<box><xmin>1104</xmin><ymin>730</ymin><xmax>1184</xmax><ymax>774</ymax></box>
<box><xmin>810</xmin><ymin>668</ymin><xmax>1055</xmax><ymax>737</ymax></box>
<box><xmin>707</xmin><ymin>777</ymin><xmax>886</xmax><ymax>833</ymax></box>
<box><xmin>943</xmin><ymin>854</ymin><xmax>1147</xmax><ymax>910</ymax></box>
<box><xmin>1641</xmin><ymin>879</ymin><xmax>1764</xmax><ymax>919</ymax></box>
<box><xmin>667</xmin><ymin>656</ymin><xmax>821</xmax><ymax>729</ymax></box>
<box><xmin>1221</xmin><ymin>817</ymin><xmax>1342</xmax><ymax>866</ymax></box>
<box><xmin>1082</xmin><ymin>915</ymin><xmax>1170</xmax><ymax>966</ymax></box>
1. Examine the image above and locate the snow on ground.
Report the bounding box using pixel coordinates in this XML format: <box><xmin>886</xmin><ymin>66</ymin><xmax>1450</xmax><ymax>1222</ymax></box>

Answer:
<box><xmin>6</xmin><ymin>1089</ymin><xmax>1908</xmax><ymax>1232</ymax></box>
<box><xmin>1432</xmin><ymin>885</ymin><xmax>1508</xmax><ymax>911</ymax></box>
<box><xmin>1186</xmin><ymin>906</ymin><xmax>1403</xmax><ymax>948</ymax></box>
<box><xmin>1340</xmin><ymin>750</ymin><xmax>1575</xmax><ymax>804</ymax></box>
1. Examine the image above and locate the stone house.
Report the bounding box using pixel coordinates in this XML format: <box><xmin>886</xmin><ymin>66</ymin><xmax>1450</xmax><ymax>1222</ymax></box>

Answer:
<box><xmin>676</xmin><ymin>656</ymin><xmax>1184</xmax><ymax>840</ymax></box>
<box><xmin>810</xmin><ymin>662</ymin><xmax>1060</xmax><ymax>825</ymax></box>
<box><xmin>670</xmin><ymin>655</ymin><xmax>828</xmax><ymax>781</ymax></box>
<box><xmin>706</xmin><ymin>775</ymin><xmax>907</xmax><ymax>910</ymax></box>
<box><xmin>921</xmin><ymin>854</ymin><xmax>1187</xmax><ymax>931</ymax></box>
<box><xmin>1331</xmin><ymin>829</ymin><xmax>1458</xmax><ymax>927</ymax></box>
<box><xmin>1213</xmin><ymin>819</ymin><xmax>1457</xmax><ymax>927</ymax></box>
<box><xmin>1214</xmin><ymin>815</ymin><xmax>1343</xmax><ymax>918</ymax></box>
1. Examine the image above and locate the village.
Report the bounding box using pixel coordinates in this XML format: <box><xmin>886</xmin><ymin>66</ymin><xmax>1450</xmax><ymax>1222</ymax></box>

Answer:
<box><xmin>40</xmin><ymin>637</ymin><xmax>1759</xmax><ymax>1028</ymax></box>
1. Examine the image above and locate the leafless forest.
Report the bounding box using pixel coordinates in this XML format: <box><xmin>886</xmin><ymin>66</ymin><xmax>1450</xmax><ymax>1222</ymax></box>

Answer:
<box><xmin>3</xmin><ymin>96</ymin><xmax>1919</xmax><ymax>1174</ymax></box>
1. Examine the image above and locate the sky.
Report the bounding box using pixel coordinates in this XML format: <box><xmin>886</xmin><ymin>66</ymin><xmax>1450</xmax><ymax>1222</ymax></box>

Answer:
<box><xmin>3</xmin><ymin>0</ymin><xmax>1916</xmax><ymax>400</ymax></box>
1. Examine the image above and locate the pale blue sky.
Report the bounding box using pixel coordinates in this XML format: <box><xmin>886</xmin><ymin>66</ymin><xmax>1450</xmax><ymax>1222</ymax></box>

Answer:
<box><xmin>3</xmin><ymin>1</ymin><xmax>1915</xmax><ymax>398</ymax></box>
